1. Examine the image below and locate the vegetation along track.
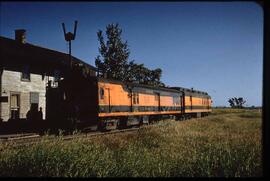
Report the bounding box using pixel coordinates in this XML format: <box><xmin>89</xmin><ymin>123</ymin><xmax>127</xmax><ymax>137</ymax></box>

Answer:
<box><xmin>0</xmin><ymin>114</ymin><xmax>210</xmax><ymax>147</ymax></box>
<box><xmin>0</xmin><ymin>127</ymin><xmax>140</xmax><ymax>148</ymax></box>
<box><xmin>0</xmin><ymin>109</ymin><xmax>262</xmax><ymax>177</ymax></box>
<box><xmin>0</xmin><ymin>116</ymin><xmax>195</xmax><ymax>147</ymax></box>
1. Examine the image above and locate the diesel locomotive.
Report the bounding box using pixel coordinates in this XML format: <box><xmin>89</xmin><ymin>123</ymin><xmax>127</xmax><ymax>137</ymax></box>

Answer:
<box><xmin>46</xmin><ymin>65</ymin><xmax>212</xmax><ymax>131</ymax></box>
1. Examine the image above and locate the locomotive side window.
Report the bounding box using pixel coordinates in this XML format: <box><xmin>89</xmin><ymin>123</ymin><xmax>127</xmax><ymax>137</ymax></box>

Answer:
<box><xmin>173</xmin><ymin>96</ymin><xmax>180</xmax><ymax>105</ymax></box>
<box><xmin>100</xmin><ymin>88</ymin><xmax>104</xmax><ymax>99</ymax></box>
<box><xmin>133</xmin><ymin>93</ymin><xmax>139</xmax><ymax>104</ymax></box>
<box><xmin>155</xmin><ymin>94</ymin><xmax>159</xmax><ymax>101</ymax></box>
<box><xmin>133</xmin><ymin>94</ymin><xmax>136</xmax><ymax>104</ymax></box>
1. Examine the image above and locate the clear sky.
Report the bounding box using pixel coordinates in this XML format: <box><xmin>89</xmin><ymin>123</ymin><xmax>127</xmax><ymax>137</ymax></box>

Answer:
<box><xmin>0</xmin><ymin>2</ymin><xmax>263</xmax><ymax>107</ymax></box>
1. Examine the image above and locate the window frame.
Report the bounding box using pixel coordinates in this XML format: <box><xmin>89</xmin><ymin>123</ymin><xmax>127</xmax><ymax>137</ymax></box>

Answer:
<box><xmin>133</xmin><ymin>92</ymin><xmax>139</xmax><ymax>104</ymax></box>
<box><xmin>100</xmin><ymin>88</ymin><xmax>104</xmax><ymax>100</ymax></box>
<box><xmin>53</xmin><ymin>69</ymin><xmax>61</xmax><ymax>82</ymax></box>
<box><xmin>30</xmin><ymin>92</ymin><xmax>39</xmax><ymax>104</ymax></box>
<box><xmin>21</xmin><ymin>65</ymin><xmax>31</xmax><ymax>82</ymax></box>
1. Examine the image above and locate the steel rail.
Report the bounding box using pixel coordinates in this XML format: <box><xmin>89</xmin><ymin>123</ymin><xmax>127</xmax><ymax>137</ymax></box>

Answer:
<box><xmin>0</xmin><ymin>127</ymin><xmax>140</xmax><ymax>148</ymax></box>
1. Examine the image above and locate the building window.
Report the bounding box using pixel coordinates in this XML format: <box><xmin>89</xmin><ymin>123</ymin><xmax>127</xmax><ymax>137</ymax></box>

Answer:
<box><xmin>0</xmin><ymin>96</ymin><xmax>8</xmax><ymax>102</ymax></box>
<box><xmin>30</xmin><ymin>92</ymin><xmax>39</xmax><ymax>105</ymax></box>
<box><xmin>10</xmin><ymin>93</ymin><xmax>20</xmax><ymax>119</ymax></box>
<box><xmin>53</xmin><ymin>70</ymin><xmax>60</xmax><ymax>82</ymax></box>
<box><xmin>21</xmin><ymin>65</ymin><xmax>30</xmax><ymax>81</ymax></box>
<box><xmin>100</xmin><ymin>88</ymin><xmax>104</xmax><ymax>99</ymax></box>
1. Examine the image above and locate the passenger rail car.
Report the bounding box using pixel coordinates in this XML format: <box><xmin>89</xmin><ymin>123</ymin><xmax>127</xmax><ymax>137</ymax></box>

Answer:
<box><xmin>170</xmin><ymin>87</ymin><xmax>212</xmax><ymax>118</ymax></box>
<box><xmin>97</xmin><ymin>78</ymin><xmax>184</xmax><ymax>129</ymax></box>
<box><xmin>46</xmin><ymin>73</ymin><xmax>212</xmax><ymax>131</ymax></box>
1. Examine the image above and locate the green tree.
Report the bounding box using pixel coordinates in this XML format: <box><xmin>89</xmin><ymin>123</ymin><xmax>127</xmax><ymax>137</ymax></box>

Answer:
<box><xmin>95</xmin><ymin>23</ymin><xmax>130</xmax><ymax>80</ymax></box>
<box><xmin>237</xmin><ymin>97</ymin><xmax>246</xmax><ymax>108</ymax></box>
<box><xmin>228</xmin><ymin>98</ymin><xmax>235</xmax><ymax>108</ymax></box>
<box><xmin>95</xmin><ymin>23</ymin><xmax>165</xmax><ymax>87</ymax></box>
<box><xmin>228</xmin><ymin>97</ymin><xmax>246</xmax><ymax>108</ymax></box>
<box><xmin>125</xmin><ymin>61</ymin><xmax>164</xmax><ymax>86</ymax></box>
<box><xmin>149</xmin><ymin>68</ymin><xmax>165</xmax><ymax>87</ymax></box>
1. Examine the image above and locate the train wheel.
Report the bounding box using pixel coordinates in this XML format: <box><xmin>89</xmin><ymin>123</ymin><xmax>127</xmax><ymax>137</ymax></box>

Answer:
<box><xmin>118</xmin><ymin>117</ymin><xmax>127</xmax><ymax>130</ymax></box>
<box><xmin>139</xmin><ymin>117</ymin><xmax>144</xmax><ymax>126</ymax></box>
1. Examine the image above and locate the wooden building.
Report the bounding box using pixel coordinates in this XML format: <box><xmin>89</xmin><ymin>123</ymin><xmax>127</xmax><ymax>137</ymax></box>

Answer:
<box><xmin>0</xmin><ymin>29</ymin><xmax>96</xmax><ymax>122</ymax></box>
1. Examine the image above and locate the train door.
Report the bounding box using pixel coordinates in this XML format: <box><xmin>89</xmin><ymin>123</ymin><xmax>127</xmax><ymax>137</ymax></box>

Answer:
<box><xmin>99</xmin><ymin>87</ymin><xmax>111</xmax><ymax>113</ymax></box>
<box><xmin>154</xmin><ymin>92</ymin><xmax>160</xmax><ymax>111</ymax></box>
<box><xmin>190</xmin><ymin>96</ymin><xmax>193</xmax><ymax>111</ymax></box>
<box><xmin>105</xmin><ymin>88</ymin><xmax>111</xmax><ymax>113</ymax></box>
<box><xmin>181</xmin><ymin>94</ymin><xmax>185</xmax><ymax>113</ymax></box>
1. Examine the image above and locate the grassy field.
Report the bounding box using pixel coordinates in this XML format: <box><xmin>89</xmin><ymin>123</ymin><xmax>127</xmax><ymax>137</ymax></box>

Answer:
<box><xmin>0</xmin><ymin>109</ymin><xmax>262</xmax><ymax>177</ymax></box>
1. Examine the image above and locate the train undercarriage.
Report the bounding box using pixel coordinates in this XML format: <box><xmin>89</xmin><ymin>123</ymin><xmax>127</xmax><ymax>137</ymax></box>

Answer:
<box><xmin>91</xmin><ymin>112</ymin><xmax>210</xmax><ymax>132</ymax></box>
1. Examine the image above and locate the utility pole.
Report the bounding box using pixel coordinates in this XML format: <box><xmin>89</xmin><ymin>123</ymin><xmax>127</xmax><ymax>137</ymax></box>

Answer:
<box><xmin>62</xmin><ymin>21</ymin><xmax>78</xmax><ymax>69</ymax></box>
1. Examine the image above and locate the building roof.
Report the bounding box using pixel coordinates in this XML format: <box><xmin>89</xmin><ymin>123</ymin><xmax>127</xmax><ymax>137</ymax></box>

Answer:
<box><xmin>0</xmin><ymin>36</ymin><xmax>96</xmax><ymax>73</ymax></box>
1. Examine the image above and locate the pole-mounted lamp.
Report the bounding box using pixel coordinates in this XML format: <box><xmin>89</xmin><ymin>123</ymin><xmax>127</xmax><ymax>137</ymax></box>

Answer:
<box><xmin>62</xmin><ymin>21</ymin><xmax>78</xmax><ymax>68</ymax></box>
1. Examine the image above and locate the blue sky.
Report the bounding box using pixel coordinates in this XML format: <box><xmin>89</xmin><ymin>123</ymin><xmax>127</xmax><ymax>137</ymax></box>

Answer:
<box><xmin>0</xmin><ymin>2</ymin><xmax>263</xmax><ymax>107</ymax></box>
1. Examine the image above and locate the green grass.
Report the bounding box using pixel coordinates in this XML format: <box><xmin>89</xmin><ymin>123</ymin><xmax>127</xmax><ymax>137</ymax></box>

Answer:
<box><xmin>211</xmin><ymin>108</ymin><xmax>261</xmax><ymax>115</ymax></box>
<box><xmin>0</xmin><ymin>109</ymin><xmax>262</xmax><ymax>177</ymax></box>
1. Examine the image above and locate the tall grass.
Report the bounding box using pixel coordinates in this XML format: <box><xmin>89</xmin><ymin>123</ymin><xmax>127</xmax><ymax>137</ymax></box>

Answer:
<box><xmin>0</xmin><ymin>109</ymin><xmax>262</xmax><ymax>177</ymax></box>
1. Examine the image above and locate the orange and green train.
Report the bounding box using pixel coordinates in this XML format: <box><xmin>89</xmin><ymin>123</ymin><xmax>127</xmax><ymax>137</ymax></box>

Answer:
<box><xmin>46</xmin><ymin>76</ymin><xmax>212</xmax><ymax>130</ymax></box>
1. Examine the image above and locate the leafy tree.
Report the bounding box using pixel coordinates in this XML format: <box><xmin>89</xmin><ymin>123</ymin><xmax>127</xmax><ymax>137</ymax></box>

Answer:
<box><xmin>124</xmin><ymin>61</ymin><xmax>165</xmax><ymax>86</ymax></box>
<box><xmin>95</xmin><ymin>23</ymin><xmax>165</xmax><ymax>87</ymax></box>
<box><xmin>150</xmin><ymin>68</ymin><xmax>165</xmax><ymax>87</ymax></box>
<box><xmin>237</xmin><ymin>97</ymin><xmax>246</xmax><ymax>108</ymax></box>
<box><xmin>228</xmin><ymin>98</ymin><xmax>235</xmax><ymax>108</ymax></box>
<box><xmin>228</xmin><ymin>97</ymin><xmax>246</xmax><ymax>108</ymax></box>
<box><xmin>95</xmin><ymin>23</ymin><xmax>130</xmax><ymax>80</ymax></box>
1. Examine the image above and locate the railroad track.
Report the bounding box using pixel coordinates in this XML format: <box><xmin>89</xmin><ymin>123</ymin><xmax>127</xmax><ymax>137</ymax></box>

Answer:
<box><xmin>0</xmin><ymin>118</ymin><xmax>180</xmax><ymax>148</ymax></box>
<box><xmin>0</xmin><ymin>133</ymin><xmax>40</xmax><ymax>141</ymax></box>
<box><xmin>0</xmin><ymin>127</ymin><xmax>140</xmax><ymax>148</ymax></box>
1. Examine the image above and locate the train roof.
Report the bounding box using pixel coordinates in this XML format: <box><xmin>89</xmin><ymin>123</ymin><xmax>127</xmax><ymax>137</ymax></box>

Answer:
<box><xmin>170</xmin><ymin>87</ymin><xmax>211</xmax><ymax>98</ymax></box>
<box><xmin>97</xmin><ymin>78</ymin><xmax>211</xmax><ymax>98</ymax></box>
<box><xmin>97</xmin><ymin>77</ymin><xmax>181</xmax><ymax>93</ymax></box>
